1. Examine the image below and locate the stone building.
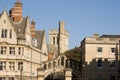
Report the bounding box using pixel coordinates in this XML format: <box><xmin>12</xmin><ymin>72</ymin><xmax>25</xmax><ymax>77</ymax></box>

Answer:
<box><xmin>0</xmin><ymin>1</ymin><xmax>48</xmax><ymax>80</ymax></box>
<box><xmin>48</xmin><ymin>21</ymin><xmax>69</xmax><ymax>58</ymax></box>
<box><xmin>80</xmin><ymin>34</ymin><xmax>119</xmax><ymax>80</ymax></box>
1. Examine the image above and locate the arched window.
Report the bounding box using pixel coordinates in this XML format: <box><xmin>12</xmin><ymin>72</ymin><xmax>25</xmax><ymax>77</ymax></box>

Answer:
<box><xmin>53</xmin><ymin>37</ymin><xmax>55</xmax><ymax>44</ymax></box>
<box><xmin>58</xmin><ymin>59</ymin><xmax>60</xmax><ymax>66</ymax></box>
<box><xmin>4</xmin><ymin>29</ymin><xmax>7</xmax><ymax>38</ymax></box>
<box><xmin>1</xmin><ymin>29</ymin><xmax>7</xmax><ymax>38</ymax></box>
<box><xmin>57</xmin><ymin>37</ymin><xmax>59</xmax><ymax>44</ymax></box>
<box><xmin>53</xmin><ymin>61</ymin><xmax>56</xmax><ymax>67</ymax></box>
<box><xmin>10</xmin><ymin>30</ymin><xmax>12</xmax><ymax>38</ymax></box>
<box><xmin>1</xmin><ymin>29</ymin><xmax>4</xmax><ymax>38</ymax></box>
<box><xmin>48</xmin><ymin>63</ymin><xmax>51</xmax><ymax>69</ymax></box>
<box><xmin>44</xmin><ymin>64</ymin><xmax>47</xmax><ymax>69</ymax></box>
<box><xmin>61</xmin><ymin>57</ymin><xmax>64</xmax><ymax>66</ymax></box>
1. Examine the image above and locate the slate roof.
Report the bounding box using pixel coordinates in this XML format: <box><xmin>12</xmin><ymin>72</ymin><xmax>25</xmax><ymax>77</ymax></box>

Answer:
<box><xmin>1</xmin><ymin>10</ymin><xmax>45</xmax><ymax>49</ymax></box>
<box><xmin>35</xmin><ymin>31</ymin><xmax>45</xmax><ymax>49</ymax></box>
<box><xmin>100</xmin><ymin>35</ymin><xmax>120</xmax><ymax>38</ymax></box>
<box><xmin>13</xmin><ymin>18</ymin><xmax>28</xmax><ymax>39</ymax></box>
<box><xmin>0</xmin><ymin>10</ymin><xmax>28</xmax><ymax>40</ymax></box>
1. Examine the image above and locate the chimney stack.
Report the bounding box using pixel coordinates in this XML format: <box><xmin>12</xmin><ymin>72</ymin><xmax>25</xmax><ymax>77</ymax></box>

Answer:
<box><xmin>30</xmin><ymin>20</ymin><xmax>36</xmax><ymax>38</ymax></box>
<box><xmin>9</xmin><ymin>1</ymin><xmax>23</xmax><ymax>22</ymax></box>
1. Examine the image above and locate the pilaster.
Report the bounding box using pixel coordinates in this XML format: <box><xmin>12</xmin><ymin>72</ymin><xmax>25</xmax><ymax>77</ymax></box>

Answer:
<box><xmin>37</xmin><ymin>68</ymin><xmax>45</xmax><ymax>80</ymax></box>
<box><xmin>65</xmin><ymin>68</ymin><xmax>72</xmax><ymax>80</ymax></box>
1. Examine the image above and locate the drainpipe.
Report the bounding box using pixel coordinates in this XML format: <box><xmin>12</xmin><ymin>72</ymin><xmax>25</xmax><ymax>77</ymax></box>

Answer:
<box><xmin>30</xmin><ymin>48</ymin><xmax>32</xmax><ymax>80</ymax></box>
<box><xmin>40</xmin><ymin>50</ymin><xmax>42</xmax><ymax>67</ymax></box>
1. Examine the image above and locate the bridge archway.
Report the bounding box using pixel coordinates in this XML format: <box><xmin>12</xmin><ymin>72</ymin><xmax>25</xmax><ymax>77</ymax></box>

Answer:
<box><xmin>42</xmin><ymin>55</ymin><xmax>67</xmax><ymax>78</ymax></box>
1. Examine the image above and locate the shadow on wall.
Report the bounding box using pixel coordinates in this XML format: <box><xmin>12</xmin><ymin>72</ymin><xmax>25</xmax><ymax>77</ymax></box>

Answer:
<box><xmin>45</xmin><ymin>71</ymin><xmax>64</xmax><ymax>80</ymax></box>
<box><xmin>80</xmin><ymin>53</ymin><xmax>120</xmax><ymax>80</ymax></box>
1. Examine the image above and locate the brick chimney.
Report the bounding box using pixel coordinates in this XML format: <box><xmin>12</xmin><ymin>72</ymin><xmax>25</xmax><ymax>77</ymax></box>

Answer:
<box><xmin>9</xmin><ymin>1</ymin><xmax>23</xmax><ymax>22</ymax></box>
<box><xmin>30</xmin><ymin>20</ymin><xmax>36</xmax><ymax>38</ymax></box>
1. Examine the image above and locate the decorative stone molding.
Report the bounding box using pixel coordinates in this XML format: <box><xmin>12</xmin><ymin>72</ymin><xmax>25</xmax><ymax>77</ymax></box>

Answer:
<box><xmin>37</xmin><ymin>68</ymin><xmax>45</xmax><ymax>80</ymax></box>
<box><xmin>65</xmin><ymin>68</ymin><xmax>72</xmax><ymax>80</ymax></box>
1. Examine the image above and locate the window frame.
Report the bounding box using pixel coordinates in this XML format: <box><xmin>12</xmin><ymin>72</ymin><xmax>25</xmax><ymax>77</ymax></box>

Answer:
<box><xmin>18</xmin><ymin>47</ymin><xmax>21</xmax><ymax>55</ymax></box>
<box><xmin>0</xmin><ymin>46</ymin><xmax>7</xmax><ymax>55</ymax></box>
<box><xmin>1</xmin><ymin>29</ymin><xmax>7</xmax><ymax>38</ymax></box>
<box><xmin>10</xmin><ymin>30</ymin><xmax>12</xmax><ymax>39</ymax></box>
<box><xmin>110</xmin><ymin>75</ymin><xmax>115</xmax><ymax>80</ymax></box>
<box><xmin>8</xmin><ymin>77</ymin><xmax>14</xmax><ymax>80</ymax></box>
<box><xmin>0</xmin><ymin>61</ymin><xmax>6</xmax><ymax>70</ymax></box>
<box><xmin>110</xmin><ymin>60</ymin><xmax>116</xmax><ymax>69</ymax></box>
<box><xmin>110</xmin><ymin>48</ymin><xmax>116</xmax><ymax>54</ymax></box>
<box><xmin>97</xmin><ymin>47</ymin><xmax>102</xmax><ymax>53</ymax></box>
<box><xmin>53</xmin><ymin>37</ymin><xmax>55</xmax><ymax>44</ymax></box>
<box><xmin>9</xmin><ymin>62</ymin><xmax>15</xmax><ymax>71</ymax></box>
<box><xmin>18</xmin><ymin>62</ymin><xmax>23</xmax><ymax>71</ymax></box>
<box><xmin>0</xmin><ymin>77</ymin><xmax>5</xmax><ymax>80</ymax></box>
<box><xmin>9</xmin><ymin>47</ymin><xmax>15</xmax><ymax>55</ymax></box>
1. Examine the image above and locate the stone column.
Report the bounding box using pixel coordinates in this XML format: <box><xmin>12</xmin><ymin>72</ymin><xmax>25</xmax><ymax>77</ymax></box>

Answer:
<box><xmin>37</xmin><ymin>68</ymin><xmax>45</xmax><ymax>80</ymax></box>
<box><xmin>65</xmin><ymin>68</ymin><xmax>72</xmax><ymax>80</ymax></box>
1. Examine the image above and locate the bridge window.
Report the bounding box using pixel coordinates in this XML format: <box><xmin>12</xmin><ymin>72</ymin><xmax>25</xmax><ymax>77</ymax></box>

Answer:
<box><xmin>58</xmin><ymin>59</ymin><xmax>60</xmax><ymax>66</ymax></box>
<box><xmin>61</xmin><ymin>57</ymin><xmax>64</xmax><ymax>66</ymax></box>
<box><xmin>66</xmin><ymin>59</ymin><xmax>70</xmax><ymax>68</ymax></box>
<box><xmin>70</xmin><ymin>61</ymin><xmax>72</xmax><ymax>68</ymax></box>
<box><xmin>74</xmin><ymin>63</ymin><xmax>76</xmax><ymax>70</ymax></box>
<box><xmin>44</xmin><ymin>64</ymin><xmax>47</xmax><ymax>69</ymax></box>
<box><xmin>53</xmin><ymin>61</ymin><xmax>56</xmax><ymax>67</ymax></box>
<box><xmin>48</xmin><ymin>63</ymin><xmax>51</xmax><ymax>69</ymax></box>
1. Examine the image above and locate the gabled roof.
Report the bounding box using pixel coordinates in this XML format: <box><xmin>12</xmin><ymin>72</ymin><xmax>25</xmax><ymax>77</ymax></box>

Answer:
<box><xmin>0</xmin><ymin>9</ymin><xmax>28</xmax><ymax>40</ymax></box>
<box><xmin>13</xmin><ymin>17</ymin><xmax>28</xmax><ymax>39</ymax></box>
<box><xmin>35</xmin><ymin>30</ymin><xmax>45</xmax><ymax>49</ymax></box>
<box><xmin>100</xmin><ymin>35</ymin><xmax>120</xmax><ymax>38</ymax></box>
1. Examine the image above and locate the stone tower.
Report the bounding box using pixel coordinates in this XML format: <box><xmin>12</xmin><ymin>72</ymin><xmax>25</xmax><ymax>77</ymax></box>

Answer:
<box><xmin>59</xmin><ymin>21</ymin><xmax>69</xmax><ymax>54</ymax></box>
<box><xmin>49</xmin><ymin>21</ymin><xmax>69</xmax><ymax>58</ymax></box>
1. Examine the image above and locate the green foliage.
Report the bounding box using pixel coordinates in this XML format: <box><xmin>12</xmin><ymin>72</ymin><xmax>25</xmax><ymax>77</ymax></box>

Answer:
<box><xmin>64</xmin><ymin>47</ymin><xmax>80</xmax><ymax>62</ymax></box>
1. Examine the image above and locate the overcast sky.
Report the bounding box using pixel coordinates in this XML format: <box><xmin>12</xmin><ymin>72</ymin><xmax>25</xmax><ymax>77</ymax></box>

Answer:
<box><xmin>0</xmin><ymin>0</ymin><xmax>120</xmax><ymax>49</ymax></box>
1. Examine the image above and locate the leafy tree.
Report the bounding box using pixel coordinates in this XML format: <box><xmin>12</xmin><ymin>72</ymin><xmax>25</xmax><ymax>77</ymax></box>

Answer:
<box><xmin>64</xmin><ymin>47</ymin><xmax>80</xmax><ymax>62</ymax></box>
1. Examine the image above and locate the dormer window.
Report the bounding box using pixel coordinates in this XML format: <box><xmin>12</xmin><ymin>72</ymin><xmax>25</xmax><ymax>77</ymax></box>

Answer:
<box><xmin>32</xmin><ymin>38</ymin><xmax>38</xmax><ymax>47</ymax></box>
